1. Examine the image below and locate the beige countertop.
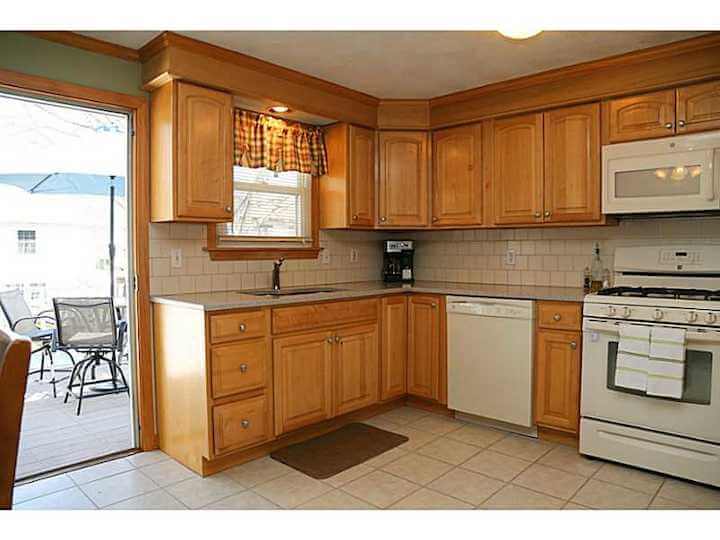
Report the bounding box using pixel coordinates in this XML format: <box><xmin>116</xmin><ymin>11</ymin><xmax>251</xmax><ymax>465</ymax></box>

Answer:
<box><xmin>151</xmin><ymin>281</ymin><xmax>586</xmax><ymax>312</ymax></box>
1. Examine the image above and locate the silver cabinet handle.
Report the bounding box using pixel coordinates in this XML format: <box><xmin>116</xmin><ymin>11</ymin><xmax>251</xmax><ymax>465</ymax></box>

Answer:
<box><xmin>431</xmin><ymin>303</ymin><xmax>437</xmax><ymax>308</ymax></box>
<box><xmin>678</xmin><ymin>120</ymin><xmax>686</xmax><ymax>128</ymax></box>
<box><xmin>241</xmin><ymin>419</ymin><xmax>250</xmax><ymax>429</ymax></box>
<box><xmin>379</xmin><ymin>216</ymin><xmax>387</xmax><ymax>222</ymax></box>
<box><xmin>352</xmin><ymin>214</ymin><xmax>358</xmax><ymax>221</ymax></box>
<box><xmin>238</xmin><ymin>323</ymin><xmax>246</xmax><ymax>332</ymax></box>
<box><xmin>335</xmin><ymin>335</ymin><xmax>342</xmax><ymax>344</ymax></box>
<box><xmin>544</xmin><ymin>211</ymin><xmax>551</xmax><ymax>218</ymax></box>
<box><xmin>665</xmin><ymin>122</ymin><xmax>674</xmax><ymax>129</ymax></box>
<box><xmin>432</xmin><ymin>217</ymin><xmax>438</xmax><ymax>222</ymax></box>
<box><xmin>570</xmin><ymin>341</ymin><xmax>577</xmax><ymax>350</ymax></box>
<box><xmin>326</xmin><ymin>336</ymin><xmax>334</xmax><ymax>344</ymax></box>
<box><xmin>225</xmin><ymin>205</ymin><xmax>232</xmax><ymax>213</ymax></box>
<box><xmin>239</xmin><ymin>363</ymin><xmax>248</xmax><ymax>373</ymax></box>
<box><xmin>534</xmin><ymin>211</ymin><xmax>541</xmax><ymax>218</ymax></box>
<box><xmin>553</xmin><ymin>314</ymin><xmax>561</xmax><ymax>321</ymax></box>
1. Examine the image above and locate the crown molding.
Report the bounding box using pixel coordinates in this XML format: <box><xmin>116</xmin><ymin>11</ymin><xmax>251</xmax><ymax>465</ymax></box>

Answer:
<box><xmin>24</xmin><ymin>31</ymin><xmax>140</xmax><ymax>62</ymax></box>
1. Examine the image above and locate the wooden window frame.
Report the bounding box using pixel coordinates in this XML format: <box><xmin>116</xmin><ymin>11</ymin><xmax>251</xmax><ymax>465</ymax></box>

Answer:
<box><xmin>206</xmin><ymin>173</ymin><xmax>322</xmax><ymax>261</ymax></box>
<box><xmin>0</xmin><ymin>68</ymin><xmax>157</xmax><ymax>452</ymax></box>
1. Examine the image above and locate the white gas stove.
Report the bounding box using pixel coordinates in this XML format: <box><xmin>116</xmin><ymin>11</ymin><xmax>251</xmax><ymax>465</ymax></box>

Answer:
<box><xmin>580</xmin><ymin>244</ymin><xmax>720</xmax><ymax>487</ymax></box>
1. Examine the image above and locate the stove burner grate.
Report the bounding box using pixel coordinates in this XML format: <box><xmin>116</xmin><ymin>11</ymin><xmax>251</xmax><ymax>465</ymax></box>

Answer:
<box><xmin>597</xmin><ymin>286</ymin><xmax>720</xmax><ymax>300</ymax></box>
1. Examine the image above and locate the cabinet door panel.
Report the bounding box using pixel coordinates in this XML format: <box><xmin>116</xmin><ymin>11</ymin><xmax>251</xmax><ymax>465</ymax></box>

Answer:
<box><xmin>176</xmin><ymin>82</ymin><xmax>233</xmax><ymax>220</ymax></box>
<box><xmin>432</xmin><ymin>124</ymin><xmax>483</xmax><ymax>226</ymax></box>
<box><xmin>544</xmin><ymin>103</ymin><xmax>601</xmax><ymax>223</ymax></box>
<box><xmin>381</xmin><ymin>296</ymin><xmax>408</xmax><ymax>400</ymax></box>
<box><xmin>677</xmin><ymin>80</ymin><xmax>720</xmax><ymax>134</ymax></box>
<box><xmin>273</xmin><ymin>331</ymin><xmax>333</xmax><ymax>435</ymax></box>
<box><xmin>349</xmin><ymin>126</ymin><xmax>375</xmax><ymax>227</ymax></box>
<box><xmin>492</xmin><ymin>113</ymin><xmax>544</xmax><ymax>225</ymax></box>
<box><xmin>378</xmin><ymin>131</ymin><xmax>429</xmax><ymax>227</ymax></box>
<box><xmin>334</xmin><ymin>324</ymin><xmax>379</xmax><ymax>416</ymax></box>
<box><xmin>534</xmin><ymin>329</ymin><xmax>581</xmax><ymax>434</ymax></box>
<box><xmin>407</xmin><ymin>295</ymin><xmax>440</xmax><ymax>400</ymax></box>
<box><xmin>603</xmin><ymin>90</ymin><xmax>675</xmax><ymax>143</ymax></box>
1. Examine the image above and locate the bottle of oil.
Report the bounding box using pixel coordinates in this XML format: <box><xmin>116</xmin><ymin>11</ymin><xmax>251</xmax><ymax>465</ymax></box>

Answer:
<box><xmin>590</xmin><ymin>243</ymin><xmax>604</xmax><ymax>293</ymax></box>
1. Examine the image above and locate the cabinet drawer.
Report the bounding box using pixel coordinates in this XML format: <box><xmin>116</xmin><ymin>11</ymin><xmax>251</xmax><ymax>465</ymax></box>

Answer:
<box><xmin>537</xmin><ymin>301</ymin><xmax>582</xmax><ymax>331</ymax></box>
<box><xmin>272</xmin><ymin>298</ymin><xmax>378</xmax><ymax>334</ymax></box>
<box><xmin>209</xmin><ymin>310</ymin><xmax>266</xmax><ymax>343</ymax></box>
<box><xmin>212</xmin><ymin>394</ymin><xmax>270</xmax><ymax>455</ymax></box>
<box><xmin>210</xmin><ymin>339</ymin><xmax>268</xmax><ymax>399</ymax></box>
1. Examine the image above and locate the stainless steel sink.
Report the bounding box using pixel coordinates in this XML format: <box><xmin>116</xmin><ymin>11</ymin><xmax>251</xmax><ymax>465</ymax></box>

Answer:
<box><xmin>241</xmin><ymin>287</ymin><xmax>341</xmax><ymax>297</ymax></box>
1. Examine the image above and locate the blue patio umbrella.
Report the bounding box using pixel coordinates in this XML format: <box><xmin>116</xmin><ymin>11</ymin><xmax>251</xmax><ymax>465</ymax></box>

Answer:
<box><xmin>0</xmin><ymin>172</ymin><xmax>126</xmax><ymax>298</ymax></box>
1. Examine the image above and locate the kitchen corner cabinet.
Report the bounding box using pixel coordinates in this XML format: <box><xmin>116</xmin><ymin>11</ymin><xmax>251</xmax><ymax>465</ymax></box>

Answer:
<box><xmin>407</xmin><ymin>294</ymin><xmax>444</xmax><ymax>402</ymax></box>
<box><xmin>534</xmin><ymin>301</ymin><xmax>582</xmax><ymax>435</ymax></box>
<box><xmin>381</xmin><ymin>296</ymin><xmax>408</xmax><ymax>400</ymax></box>
<box><xmin>492</xmin><ymin>104</ymin><xmax>601</xmax><ymax>226</ymax></box>
<box><xmin>432</xmin><ymin>124</ymin><xmax>483</xmax><ymax>226</ymax></box>
<box><xmin>377</xmin><ymin>131</ymin><xmax>430</xmax><ymax>227</ymax></box>
<box><xmin>150</xmin><ymin>80</ymin><xmax>233</xmax><ymax>222</ymax></box>
<box><xmin>320</xmin><ymin>123</ymin><xmax>375</xmax><ymax>228</ymax></box>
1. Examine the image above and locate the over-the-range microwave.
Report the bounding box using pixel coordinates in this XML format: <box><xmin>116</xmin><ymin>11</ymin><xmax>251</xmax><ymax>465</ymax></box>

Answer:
<box><xmin>603</xmin><ymin>130</ymin><xmax>720</xmax><ymax>214</ymax></box>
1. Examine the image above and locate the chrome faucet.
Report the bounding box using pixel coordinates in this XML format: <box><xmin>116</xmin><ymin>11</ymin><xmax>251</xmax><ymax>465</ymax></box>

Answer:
<box><xmin>272</xmin><ymin>257</ymin><xmax>285</xmax><ymax>291</ymax></box>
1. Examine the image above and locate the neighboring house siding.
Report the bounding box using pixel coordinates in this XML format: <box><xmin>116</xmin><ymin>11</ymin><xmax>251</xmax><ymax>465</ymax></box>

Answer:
<box><xmin>0</xmin><ymin>32</ymin><xmax>144</xmax><ymax>97</ymax></box>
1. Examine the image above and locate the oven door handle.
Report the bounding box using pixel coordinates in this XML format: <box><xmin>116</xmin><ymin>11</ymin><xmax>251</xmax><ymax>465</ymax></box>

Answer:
<box><xmin>584</xmin><ymin>320</ymin><xmax>720</xmax><ymax>343</ymax></box>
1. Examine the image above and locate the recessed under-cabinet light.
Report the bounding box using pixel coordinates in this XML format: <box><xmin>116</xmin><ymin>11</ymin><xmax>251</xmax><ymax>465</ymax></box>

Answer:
<box><xmin>269</xmin><ymin>105</ymin><xmax>290</xmax><ymax>113</ymax></box>
<box><xmin>498</xmin><ymin>29</ymin><xmax>542</xmax><ymax>40</ymax></box>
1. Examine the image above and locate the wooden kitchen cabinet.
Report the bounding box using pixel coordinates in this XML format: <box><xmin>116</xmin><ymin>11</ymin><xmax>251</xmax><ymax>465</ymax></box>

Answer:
<box><xmin>602</xmin><ymin>89</ymin><xmax>676</xmax><ymax>143</ymax></box>
<box><xmin>432</xmin><ymin>124</ymin><xmax>483</xmax><ymax>226</ymax></box>
<box><xmin>543</xmin><ymin>103</ymin><xmax>601</xmax><ymax>223</ymax></box>
<box><xmin>677</xmin><ymin>80</ymin><xmax>720</xmax><ymax>134</ymax></box>
<box><xmin>534</xmin><ymin>301</ymin><xmax>582</xmax><ymax>436</ymax></box>
<box><xmin>333</xmin><ymin>323</ymin><xmax>380</xmax><ymax>416</ymax></box>
<box><xmin>380</xmin><ymin>296</ymin><xmax>408</xmax><ymax>400</ymax></box>
<box><xmin>407</xmin><ymin>294</ymin><xmax>442</xmax><ymax>401</ymax></box>
<box><xmin>273</xmin><ymin>330</ymin><xmax>334</xmax><ymax>435</ymax></box>
<box><xmin>492</xmin><ymin>113</ymin><xmax>544</xmax><ymax>225</ymax></box>
<box><xmin>150</xmin><ymin>80</ymin><xmax>233</xmax><ymax>222</ymax></box>
<box><xmin>377</xmin><ymin>131</ymin><xmax>430</xmax><ymax>227</ymax></box>
<box><xmin>320</xmin><ymin>123</ymin><xmax>375</xmax><ymax>228</ymax></box>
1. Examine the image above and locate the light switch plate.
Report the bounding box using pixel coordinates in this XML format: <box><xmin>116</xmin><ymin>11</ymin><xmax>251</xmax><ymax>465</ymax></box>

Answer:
<box><xmin>350</xmin><ymin>248</ymin><xmax>359</xmax><ymax>263</ymax></box>
<box><xmin>504</xmin><ymin>248</ymin><xmax>516</xmax><ymax>266</ymax></box>
<box><xmin>170</xmin><ymin>248</ymin><xmax>182</xmax><ymax>268</ymax></box>
<box><xmin>321</xmin><ymin>249</ymin><xmax>330</xmax><ymax>264</ymax></box>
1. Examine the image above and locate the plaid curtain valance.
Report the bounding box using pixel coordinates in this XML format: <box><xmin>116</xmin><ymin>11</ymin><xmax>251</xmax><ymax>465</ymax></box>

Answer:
<box><xmin>233</xmin><ymin>109</ymin><xmax>328</xmax><ymax>176</ymax></box>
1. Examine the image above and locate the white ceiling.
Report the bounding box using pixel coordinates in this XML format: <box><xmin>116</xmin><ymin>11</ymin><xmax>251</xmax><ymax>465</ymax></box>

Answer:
<box><xmin>81</xmin><ymin>31</ymin><xmax>704</xmax><ymax>98</ymax></box>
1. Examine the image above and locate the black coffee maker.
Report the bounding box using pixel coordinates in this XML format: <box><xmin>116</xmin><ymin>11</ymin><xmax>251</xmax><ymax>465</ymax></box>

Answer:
<box><xmin>382</xmin><ymin>240</ymin><xmax>415</xmax><ymax>283</ymax></box>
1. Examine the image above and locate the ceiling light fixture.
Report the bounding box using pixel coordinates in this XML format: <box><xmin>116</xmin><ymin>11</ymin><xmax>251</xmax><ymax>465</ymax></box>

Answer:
<box><xmin>269</xmin><ymin>105</ymin><xmax>290</xmax><ymax>114</ymax></box>
<box><xmin>498</xmin><ymin>29</ymin><xmax>542</xmax><ymax>40</ymax></box>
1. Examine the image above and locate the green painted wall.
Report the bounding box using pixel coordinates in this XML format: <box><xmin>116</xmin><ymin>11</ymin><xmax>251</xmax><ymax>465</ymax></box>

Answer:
<box><xmin>0</xmin><ymin>32</ymin><xmax>144</xmax><ymax>96</ymax></box>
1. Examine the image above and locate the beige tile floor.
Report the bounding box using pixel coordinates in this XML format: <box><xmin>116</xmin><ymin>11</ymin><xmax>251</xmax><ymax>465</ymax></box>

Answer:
<box><xmin>16</xmin><ymin>364</ymin><xmax>134</xmax><ymax>479</ymax></box>
<box><xmin>13</xmin><ymin>406</ymin><xmax>720</xmax><ymax>510</ymax></box>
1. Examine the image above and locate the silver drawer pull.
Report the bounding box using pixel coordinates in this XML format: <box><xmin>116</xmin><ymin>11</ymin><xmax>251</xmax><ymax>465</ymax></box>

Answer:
<box><xmin>241</xmin><ymin>419</ymin><xmax>250</xmax><ymax>429</ymax></box>
<box><xmin>570</xmin><ymin>341</ymin><xmax>577</xmax><ymax>350</ymax></box>
<box><xmin>225</xmin><ymin>205</ymin><xmax>232</xmax><ymax>213</ymax></box>
<box><xmin>665</xmin><ymin>122</ymin><xmax>673</xmax><ymax>130</ymax></box>
<box><xmin>238</xmin><ymin>323</ymin><xmax>246</xmax><ymax>332</ymax></box>
<box><xmin>326</xmin><ymin>337</ymin><xmax>333</xmax><ymax>344</ymax></box>
<box><xmin>239</xmin><ymin>363</ymin><xmax>248</xmax><ymax>373</ymax></box>
<box><xmin>553</xmin><ymin>314</ymin><xmax>561</xmax><ymax>321</ymax></box>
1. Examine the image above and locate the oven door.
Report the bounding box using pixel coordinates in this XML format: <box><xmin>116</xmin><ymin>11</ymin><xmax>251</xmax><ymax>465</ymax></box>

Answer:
<box><xmin>602</xmin><ymin>142</ymin><xmax>720</xmax><ymax>214</ymax></box>
<box><xmin>581</xmin><ymin>318</ymin><xmax>720</xmax><ymax>443</ymax></box>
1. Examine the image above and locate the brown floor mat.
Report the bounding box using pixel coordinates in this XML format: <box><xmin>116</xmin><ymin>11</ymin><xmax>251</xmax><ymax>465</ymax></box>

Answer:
<box><xmin>270</xmin><ymin>422</ymin><xmax>409</xmax><ymax>479</ymax></box>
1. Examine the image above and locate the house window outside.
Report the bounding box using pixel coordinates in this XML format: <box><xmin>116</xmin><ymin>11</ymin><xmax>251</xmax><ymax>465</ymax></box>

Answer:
<box><xmin>218</xmin><ymin>167</ymin><xmax>312</xmax><ymax>248</ymax></box>
<box><xmin>17</xmin><ymin>230</ymin><xmax>36</xmax><ymax>254</ymax></box>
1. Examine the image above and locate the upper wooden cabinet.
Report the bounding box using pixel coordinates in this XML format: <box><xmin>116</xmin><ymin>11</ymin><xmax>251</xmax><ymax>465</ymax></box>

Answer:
<box><xmin>407</xmin><ymin>294</ymin><xmax>442</xmax><ymax>401</ymax></box>
<box><xmin>602</xmin><ymin>89</ymin><xmax>676</xmax><ymax>143</ymax></box>
<box><xmin>431</xmin><ymin>124</ymin><xmax>483</xmax><ymax>226</ymax></box>
<box><xmin>677</xmin><ymin>80</ymin><xmax>720</xmax><ymax>134</ymax></box>
<box><xmin>150</xmin><ymin>80</ymin><xmax>233</xmax><ymax>222</ymax></box>
<box><xmin>380</xmin><ymin>296</ymin><xmax>408</xmax><ymax>401</ymax></box>
<box><xmin>603</xmin><ymin>81</ymin><xmax>720</xmax><ymax>143</ymax></box>
<box><xmin>377</xmin><ymin>131</ymin><xmax>430</xmax><ymax>227</ymax></box>
<box><xmin>320</xmin><ymin>123</ymin><xmax>375</xmax><ymax>228</ymax></box>
<box><xmin>543</xmin><ymin>103</ymin><xmax>600</xmax><ymax>223</ymax></box>
<box><xmin>492</xmin><ymin>113</ymin><xmax>544</xmax><ymax>225</ymax></box>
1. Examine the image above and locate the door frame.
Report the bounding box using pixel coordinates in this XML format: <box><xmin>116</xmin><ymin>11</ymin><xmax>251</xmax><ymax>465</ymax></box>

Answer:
<box><xmin>0</xmin><ymin>68</ymin><xmax>157</xmax><ymax>451</ymax></box>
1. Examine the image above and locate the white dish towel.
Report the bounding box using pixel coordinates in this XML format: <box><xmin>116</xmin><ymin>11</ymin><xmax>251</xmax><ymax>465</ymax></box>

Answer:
<box><xmin>647</xmin><ymin>326</ymin><xmax>686</xmax><ymax>399</ymax></box>
<box><xmin>614</xmin><ymin>324</ymin><xmax>651</xmax><ymax>392</ymax></box>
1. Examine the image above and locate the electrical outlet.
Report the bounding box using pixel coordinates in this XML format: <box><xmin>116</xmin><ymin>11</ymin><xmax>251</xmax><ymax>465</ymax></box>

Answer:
<box><xmin>350</xmin><ymin>248</ymin><xmax>359</xmax><ymax>263</ymax></box>
<box><xmin>321</xmin><ymin>249</ymin><xmax>330</xmax><ymax>264</ymax></box>
<box><xmin>170</xmin><ymin>248</ymin><xmax>183</xmax><ymax>268</ymax></box>
<box><xmin>504</xmin><ymin>248</ymin><xmax>516</xmax><ymax>266</ymax></box>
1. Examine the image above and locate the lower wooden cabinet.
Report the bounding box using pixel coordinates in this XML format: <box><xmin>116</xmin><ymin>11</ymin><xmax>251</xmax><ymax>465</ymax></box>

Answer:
<box><xmin>534</xmin><ymin>302</ymin><xmax>582</xmax><ymax>435</ymax></box>
<box><xmin>273</xmin><ymin>330</ymin><xmax>334</xmax><ymax>435</ymax></box>
<box><xmin>407</xmin><ymin>294</ymin><xmax>442</xmax><ymax>401</ymax></box>
<box><xmin>212</xmin><ymin>394</ymin><xmax>272</xmax><ymax>455</ymax></box>
<box><xmin>381</xmin><ymin>296</ymin><xmax>408</xmax><ymax>400</ymax></box>
<box><xmin>334</xmin><ymin>323</ymin><xmax>380</xmax><ymax>416</ymax></box>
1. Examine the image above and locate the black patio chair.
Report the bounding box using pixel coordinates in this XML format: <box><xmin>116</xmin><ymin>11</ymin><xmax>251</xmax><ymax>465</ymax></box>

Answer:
<box><xmin>0</xmin><ymin>289</ymin><xmax>74</xmax><ymax>398</ymax></box>
<box><xmin>53</xmin><ymin>297</ymin><xmax>130</xmax><ymax>415</ymax></box>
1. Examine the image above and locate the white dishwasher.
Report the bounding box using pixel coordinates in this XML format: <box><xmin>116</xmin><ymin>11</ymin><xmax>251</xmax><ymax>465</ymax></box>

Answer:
<box><xmin>447</xmin><ymin>296</ymin><xmax>535</xmax><ymax>430</ymax></box>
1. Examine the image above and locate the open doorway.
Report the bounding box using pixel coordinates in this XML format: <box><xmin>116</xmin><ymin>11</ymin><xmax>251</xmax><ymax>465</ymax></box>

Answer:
<box><xmin>0</xmin><ymin>90</ymin><xmax>138</xmax><ymax>479</ymax></box>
